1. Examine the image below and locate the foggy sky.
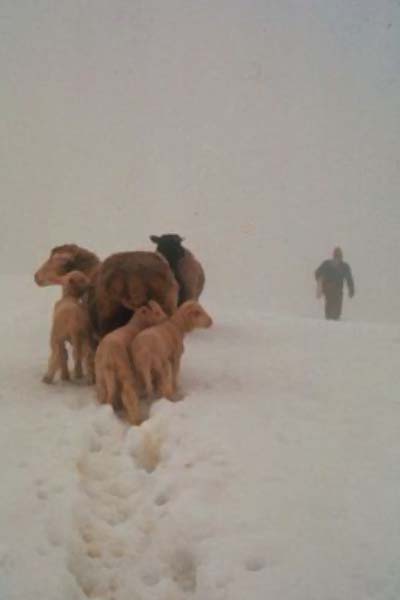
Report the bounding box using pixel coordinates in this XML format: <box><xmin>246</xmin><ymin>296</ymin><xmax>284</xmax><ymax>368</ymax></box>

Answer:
<box><xmin>2</xmin><ymin>0</ymin><xmax>399</xmax><ymax>321</ymax></box>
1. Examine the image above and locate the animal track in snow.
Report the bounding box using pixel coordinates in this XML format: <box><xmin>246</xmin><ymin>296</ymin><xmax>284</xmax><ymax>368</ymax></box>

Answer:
<box><xmin>36</xmin><ymin>488</ymin><xmax>48</xmax><ymax>501</ymax></box>
<box><xmin>64</xmin><ymin>402</ymin><xmax>232</xmax><ymax>599</ymax></box>
<box><xmin>67</xmin><ymin>407</ymin><xmax>133</xmax><ymax>599</ymax></box>
<box><xmin>140</xmin><ymin>563</ymin><xmax>162</xmax><ymax>587</ymax></box>
<box><xmin>127</xmin><ymin>419</ymin><xmax>166</xmax><ymax>473</ymax></box>
<box><xmin>154</xmin><ymin>491</ymin><xmax>170</xmax><ymax>506</ymax></box>
<box><xmin>169</xmin><ymin>547</ymin><xmax>198</xmax><ymax>593</ymax></box>
<box><xmin>244</xmin><ymin>556</ymin><xmax>266</xmax><ymax>572</ymax></box>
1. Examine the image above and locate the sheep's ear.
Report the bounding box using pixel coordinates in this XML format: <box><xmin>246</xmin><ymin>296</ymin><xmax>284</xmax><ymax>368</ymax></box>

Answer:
<box><xmin>150</xmin><ymin>235</ymin><xmax>160</xmax><ymax>244</ymax></box>
<box><xmin>148</xmin><ymin>300</ymin><xmax>165</xmax><ymax>316</ymax></box>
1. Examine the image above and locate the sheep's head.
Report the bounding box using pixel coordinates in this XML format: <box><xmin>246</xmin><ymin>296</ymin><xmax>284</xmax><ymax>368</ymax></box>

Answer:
<box><xmin>132</xmin><ymin>301</ymin><xmax>167</xmax><ymax>328</ymax></box>
<box><xmin>147</xmin><ymin>300</ymin><xmax>168</xmax><ymax>323</ymax></box>
<box><xmin>150</xmin><ymin>234</ymin><xmax>185</xmax><ymax>268</ymax></box>
<box><xmin>34</xmin><ymin>245</ymin><xmax>78</xmax><ymax>286</ymax></box>
<box><xmin>180</xmin><ymin>300</ymin><xmax>213</xmax><ymax>331</ymax></box>
<box><xmin>34</xmin><ymin>244</ymin><xmax>99</xmax><ymax>286</ymax></box>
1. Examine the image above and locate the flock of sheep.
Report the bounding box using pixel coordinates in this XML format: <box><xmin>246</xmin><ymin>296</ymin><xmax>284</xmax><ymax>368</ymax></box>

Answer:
<box><xmin>34</xmin><ymin>234</ymin><xmax>212</xmax><ymax>425</ymax></box>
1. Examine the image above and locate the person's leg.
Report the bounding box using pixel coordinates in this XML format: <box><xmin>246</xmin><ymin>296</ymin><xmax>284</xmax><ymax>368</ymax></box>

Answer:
<box><xmin>331</xmin><ymin>290</ymin><xmax>343</xmax><ymax>320</ymax></box>
<box><xmin>325</xmin><ymin>287</ymin><xmax>342</xmax><ymax>320</ymax></box>
<box><xmin>324</xmin><ymin>293</ymin><xmax>334</xmax><ymax>319</ymax></box>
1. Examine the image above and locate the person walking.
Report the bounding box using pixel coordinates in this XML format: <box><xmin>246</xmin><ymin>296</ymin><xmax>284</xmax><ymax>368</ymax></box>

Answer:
<box><xmin>315</xmin><ymin>247</ymin><xmax>355</xmax><ymax>320</ymax></box>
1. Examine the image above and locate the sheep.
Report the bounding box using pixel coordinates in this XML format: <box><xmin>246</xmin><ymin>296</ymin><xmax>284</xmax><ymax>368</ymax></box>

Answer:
<box><xmin>42</xmin><ymin>271</ymin><xmax>95</xmax><ymax>384</ymax></box>
<box><xmin>129</xmin><ymin>300</ymin><xmax>213</xmax><ymax>403</ymax></box>
<box><xmin>93</xmin><ymin>251</ymin><xmax>178</xmax><ymax>337</ymax></box>
<box><xmin>35</xmin><ymin>244</ymin><xmax>179</xmax><ymax>338</ymax></box>
<box><xmin>94</xmin><ymin>300</ymin><xmax>167</xmax><ymax>425</ymax></box>
<box><xmin>34</xmin><ymin>244</ymin><xmax>100</xmax><ymax>286</ymax></box>
<box><xmin>150</xmin><ymin>234</ymin><xmax>205</xmax><ymax>304</ymax></box>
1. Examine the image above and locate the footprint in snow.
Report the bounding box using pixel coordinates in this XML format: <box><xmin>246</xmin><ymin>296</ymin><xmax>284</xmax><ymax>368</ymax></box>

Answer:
<box><xmin>244</xmin><ymin>556</ymin><xmax>266</xmax><ymax>572</ymax></box>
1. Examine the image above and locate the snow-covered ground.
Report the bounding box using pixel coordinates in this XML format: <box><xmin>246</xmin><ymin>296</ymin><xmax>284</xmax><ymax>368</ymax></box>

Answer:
<box><xmin>1</xmin><ymin>276</ymin><xmax>400</xmax><ymax>600</ymax></box>
<box><xmin>2</xmin><ymin>0</ymin><xmax>400</xmax><ymax>598</ymax></box>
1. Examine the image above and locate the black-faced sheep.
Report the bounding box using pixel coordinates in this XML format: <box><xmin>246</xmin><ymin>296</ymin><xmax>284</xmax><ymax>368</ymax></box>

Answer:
<box><xmin>150</xmin><ymin>234</ymin><xmax>205</xmax><ymax>304</ymax></box>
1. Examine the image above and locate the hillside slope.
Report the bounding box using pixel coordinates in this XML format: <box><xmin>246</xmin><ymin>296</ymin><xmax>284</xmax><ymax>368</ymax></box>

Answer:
<box><xmin>1</xmin><ymin>277</ymin><xmax>399</xmax><ymax>600</ymax></box>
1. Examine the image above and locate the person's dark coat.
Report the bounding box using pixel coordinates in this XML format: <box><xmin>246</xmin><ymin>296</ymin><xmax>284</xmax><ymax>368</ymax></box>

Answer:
<box><xmin>315</xmin><ymin>259</ymin><xmax>354</xmax><ymax>320</ymax></box>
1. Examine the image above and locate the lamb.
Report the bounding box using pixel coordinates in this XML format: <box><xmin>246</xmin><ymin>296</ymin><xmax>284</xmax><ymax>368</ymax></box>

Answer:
<box><xmin>42</xmin><ymin>271</ymin><xmax>95</xmax><ymax>384</ymax></box>
<box><xmin>95</xmin><ymin>300</ymin><xmax>167</xmax><ymax>425</ymax></box>
<box><xmin>150</xmin><ymin>234</ymin><xmax>205</xmax><ymax>304</ymax></box>
<box><xmin>35</xmin><ymin>244</ymin><xmax>179</xmax><ymax>338</ymax></box>
<box><xmin>130</xmin><ymin>300</ymin><xmax>213</xmax><ymax>403</ymax></box>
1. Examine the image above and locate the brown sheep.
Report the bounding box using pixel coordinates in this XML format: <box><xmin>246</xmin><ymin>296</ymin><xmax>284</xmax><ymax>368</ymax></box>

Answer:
<box><xmin>43</xmin><ymin>271</ymin><xmax>95</xmax><ymax>384</ymax></box>
<box><xmin>130</xmin><ymin>300</ymin><xmax>212</xmax><ymax>403</ymax></box>
<box><xmin>93</xmin><ymin>251</ymin><xmax>178</xmax><ymax>336</ymax></box>
<box><xmin>34</xmin><ymin>244</ymin><xmax>100</xmax><ymax>286</ymax></box>
<box><xmin>150</xmin><ymin>234</ymin><xmax>205</xmax><ymax>304</ymax></box>
<box><xmin>35</xmin><ymin>244</ymin><xmax>179</xmax><ymax>338</ymax></box>
<box><xmin>95</xmin><ymin>300</ymin><xmax>167</xmax><ymax>425</ymax></box>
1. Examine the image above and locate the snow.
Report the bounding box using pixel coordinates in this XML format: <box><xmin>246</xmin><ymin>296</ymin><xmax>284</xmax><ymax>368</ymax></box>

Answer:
<box><xmin>2</xmin><ymin>0</ymin><xmax>400</xmax><ymax>598</ymax></box>
<box><xmin>1</xmin><ymin>277</ymin><xmax>400</xmax><ymax>599</ymax></box>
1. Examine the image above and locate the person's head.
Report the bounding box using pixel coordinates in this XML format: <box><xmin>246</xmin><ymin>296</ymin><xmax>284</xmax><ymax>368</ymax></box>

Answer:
<box><xmin>333</xmin><ymin>246</ymin><xmax>343</xmax><ymax>262</ymax></box>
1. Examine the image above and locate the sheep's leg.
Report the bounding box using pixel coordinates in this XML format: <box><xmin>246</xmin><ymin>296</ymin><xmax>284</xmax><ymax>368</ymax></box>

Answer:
<box><xmin>72</xmin><ymin>336</ymin><xmax>83</xmax><ymax>379</ymax></box>
<box><xmin>83</xmin><ymin>339</ymin><xmax>95</xmax><ymax>384</ymax></box>
<box><xmin>141</xmin><ymin>365</ymin><xmax>154</xmax><ymax>400</ymax></box>
<box><xmin>59</xmin><ymin>343</ymin><xmax>70</xmax><ymax>381</ymax></box>
<box><xmin>43</xmin><ymin>344</ymin><xmax>61</xmax><ymax>384</ymax></box>
<box><xmin>96</xmin><ymin>374</ymin><xmax>107</xmax><ymax>404</ymax></box>
<box><xmin>167</xmin><ymin>356</ymin><xmax>183</xmax><ymax>400</ymax></box>
<box><xmin>150</xmin><ymin>357</ymin><xmax>162</xmax><ymax>398</ymax></box>
<box><xmin>171</xmin><ymin>356</ymin><xmax>180</xmax><ymax>391</ymax></box>
<box><xmin>103</xmin><ymin>368</ymin><xmax>117</xmax><ymax>406</ymax></box>
<box><xmin>121</xmin><ymin>381</ymin><xmax>141</xmax><ymax>426</ymax></box>
<box><xmin>159</xmin><ymin>361</ymin><xmax>175</xmax><ymax>401</ymax></box>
